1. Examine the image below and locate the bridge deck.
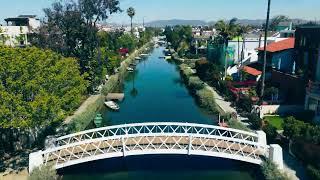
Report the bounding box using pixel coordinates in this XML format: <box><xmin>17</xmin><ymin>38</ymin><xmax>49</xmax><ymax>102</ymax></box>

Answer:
<box><xmin>29</xmin><ymin>123</ymin><xmax>269</xmax><ymax>172</ymax></box>
<box><xmin>44</xmin><ymin>135</ymin><xmax>264</xmax><ymax>167</ymax></box>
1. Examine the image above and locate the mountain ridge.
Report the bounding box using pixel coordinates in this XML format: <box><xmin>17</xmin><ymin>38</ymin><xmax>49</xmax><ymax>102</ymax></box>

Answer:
<box><xmin>144</xmin><ymin>18</ymin><xmax>314</xmax><ymax>27</ymax></box>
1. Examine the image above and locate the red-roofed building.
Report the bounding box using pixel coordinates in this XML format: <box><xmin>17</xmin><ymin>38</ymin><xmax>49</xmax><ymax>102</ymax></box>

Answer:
<box><xmin>248</xmin><ymin>38</ymin><xmax>303</xmax><ymax>104</ymax></box>
<box><xmin>256</xmin><ymin>38</ymin><xmax>296</xmax><ymax>74</ymax></box>
<box><xmin>257</xmin><ymin>38</ymin><xmax>295</xmax><ymax>52</ymax></box>
<box><xmin>243</xmin><ymin>66</ymin><xmax>262</xmax><ymax>76</ymax></box>
<box><xmin>241</xmin><ymin>66</ymin><xmax>262</xmax><ymax>82</ymax></box>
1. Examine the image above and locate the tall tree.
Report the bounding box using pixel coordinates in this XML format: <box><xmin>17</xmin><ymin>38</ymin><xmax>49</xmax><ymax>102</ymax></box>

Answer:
<box><xmin>0</xmin><ymin>46</ymin><xmax>87</xmax><ymax>129</ymax></box>
<box><xmin>261</xmin><ymin>0</ymin><xmax>272</xmax><ymax>99</ymax></box>
<box><xmin>269</xmin><ymin>15</ymin><xmax>290</xmax><ymax>30</ymax></box>
<box><xmin>236</xmin><ymin>25</ymin><xmax>251</xmax><ymax>80</ymax></box>
<box><xmin>215</xmin><ymin>18</ymin><xmax>238</xmax><ymax>77</ymax></box>
<box><xmin>127</xmin><ymin>7</ymin><xmax>136</xmax><ymax>34</ymax></box>
<box><xmin>79</xmin><ymin>0</ymin><xmax>121</xmax><ymax>27</ymax></box>
<box><xmin>215</xmin><ymin>18</ymin><xmax>238</xmax><ymax>47</ymax></box>
<box><xmin>31</xmin><ymin>0</ymin><xmax>121</xmax><ymax>92</ymax></box>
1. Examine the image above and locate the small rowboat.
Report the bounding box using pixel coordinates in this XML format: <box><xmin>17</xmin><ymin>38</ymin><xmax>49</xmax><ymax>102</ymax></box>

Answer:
<box><xmin>104</xmin><ymin>101</ymin><xmax>120</xmax><ymax>110</ymax></box>
<box><xmin>130</xmin><ymin>63</ymin><xmax>137</xmax><ymax>67</ymax></box>
<box><xmin>127</xmin><ymin>67</ymin><xmax>134</xmax><ymax>72</ymax></box>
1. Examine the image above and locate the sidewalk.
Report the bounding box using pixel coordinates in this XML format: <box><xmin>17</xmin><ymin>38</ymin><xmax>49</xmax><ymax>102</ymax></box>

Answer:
<box><xmin>204</xmin><ymin>83</ymin><xmax>237</xmax><ymax>115</ymax></box>
<box><xmin>189</xmin><ymin>68</ymin><xmax>237</xmax><ymax>115</ymax></box>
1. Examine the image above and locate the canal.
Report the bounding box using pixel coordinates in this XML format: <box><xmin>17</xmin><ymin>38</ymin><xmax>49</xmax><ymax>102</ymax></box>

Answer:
<box><xmin>61</xmin><ymin>47</ymin><xmax>262</xmax><ymax>180</ymax></box>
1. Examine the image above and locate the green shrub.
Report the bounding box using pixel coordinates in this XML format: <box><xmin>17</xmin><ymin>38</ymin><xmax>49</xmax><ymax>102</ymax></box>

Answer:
<box><xmin>263</xmin><ymin>123</ymin><xmax>278</xmax><ymax>143</ymax></box>
<box><xmin>28</xmin><ymin>165</ymin><xmax>58</xmax><ymax>180</ymax></box>
<box><xmin>188</xmin><ymin>76</ymin><xmax>204</xmax><ymax>91</ymax></box>
<box><xmin>0</xmin><ymin>46</ymin><xmax>88</xmax><ymax>129</ymax></box>
<box><xmin>180</xmin><ymin>64</ymin><xmax>194</xmax><ymax>77</ymax></box>
<box><xmin>261</xmin><ymin>160</ymin><xmax>291</xmax><ymax>180</ymax></box>
<box><xmin>196</xmin><ymin>88</ymin><xmax>217</xmax><ymax>113</ymax></box>
<box><xmin>228</xmin><ymin>119</ymin><xmax>251</xmax><ymax>131</ymax></box>
<box><xmin>237</xmin><ymin>96</ymin><xmax>253</xmax><ymax>113</ymax></box>
<box><xmin>247</xmin><ymin>114</ymin><xmax>262</xmax><ymax>130</ymax></box>
<box><xmin>284</xmin><ymin>116</ymin><xmax>320</xmax><ymax>144</ymax></box>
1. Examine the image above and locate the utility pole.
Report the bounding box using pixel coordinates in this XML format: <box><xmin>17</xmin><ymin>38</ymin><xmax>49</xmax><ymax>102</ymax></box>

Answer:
<box><xmin>260</xmin><ymin>0</ymin><xmax>271</xmax><ymax>101</ymax></box>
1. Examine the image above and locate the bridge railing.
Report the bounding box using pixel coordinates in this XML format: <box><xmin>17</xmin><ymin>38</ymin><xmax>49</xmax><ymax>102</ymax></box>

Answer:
<box><xmin>54</xmin><ymin>122</ymin><xmax>260</xmax><ymax>147</ymax></box>
<box><xmin>29</xmin><ymin>122</ymin><xmax>273</xmax><ymax>172</ymax></box>
<box><xmin>41</xmin><ymin>132</ymin><xmax>266</xmax><ymax>169</ymax></box>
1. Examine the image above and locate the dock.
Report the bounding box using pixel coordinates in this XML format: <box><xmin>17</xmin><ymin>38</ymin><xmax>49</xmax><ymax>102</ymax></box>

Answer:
<box><xmin>106</xmin><ymin>93</ymin><xmax>125</xmax><ymax>101</ymax></box>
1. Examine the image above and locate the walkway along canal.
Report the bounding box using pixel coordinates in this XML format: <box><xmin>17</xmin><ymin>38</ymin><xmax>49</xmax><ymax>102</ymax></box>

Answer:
<box><xmin>61</xmin><ymin>47</ymin><xmax>263</xmax><ymax>180</ymax></box>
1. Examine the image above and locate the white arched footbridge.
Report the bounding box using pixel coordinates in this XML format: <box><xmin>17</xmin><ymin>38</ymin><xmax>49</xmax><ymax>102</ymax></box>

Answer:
<box><xmin>29</xmin><ymin>122</ymin><xmax>283</xmax><ymax>172</ymax></box>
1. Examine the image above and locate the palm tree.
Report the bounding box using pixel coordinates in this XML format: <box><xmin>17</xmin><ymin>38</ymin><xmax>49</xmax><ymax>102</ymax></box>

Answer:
<box><xmin>127</xmin><ymin>7</ymin><xmax>136</xmax><ymax>34</ymax></box>
<box><xmin>236</xmin><ymin>25</ymin><xmax>251</xmax><ymax>81</ymax></box>
<box><xmin>215</xmin><ymin>18</ymin><xmax>238</xmax><ymax>48</ymax></box>
<box><xmin>261</xmin><ymin>0</ymin><xmax>272</xmax><ymax>100</ymax></box>
<box><xmin>215</xmin><ymin>18</ymin><xmax>238</xmax><ymax>77</ymax></box>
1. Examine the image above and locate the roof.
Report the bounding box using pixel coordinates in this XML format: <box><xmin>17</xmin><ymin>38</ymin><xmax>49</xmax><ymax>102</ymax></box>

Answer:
<box><xmin>257</xmin><ymin>38</ymin><xmax>295</xmax><ymax>53</ymax></box>
<box><xmin>4</xmin><ymin>17</ymin><xmax>29</xmax><ymax>22</ymax></box>
<box><xmin>242</xmin><ymin>66</ymin><xmax>262</xmax><ymax>76</ymax></box>
<box><xmin>4</xmin><ymin>15</ymin><xmax>37</xmax><ymax>22</ymax></box>
<box><xmin>18</xmin><ymin>15</ymin><xmax>37</xmax><ymax>18</ymax></box>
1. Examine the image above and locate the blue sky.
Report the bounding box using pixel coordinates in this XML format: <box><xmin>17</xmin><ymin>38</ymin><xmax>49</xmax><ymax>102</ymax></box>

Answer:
<box><xmin>0</xmin><ymin>0</ymin><xmax>319</xmax><ymax>24</ymax></box>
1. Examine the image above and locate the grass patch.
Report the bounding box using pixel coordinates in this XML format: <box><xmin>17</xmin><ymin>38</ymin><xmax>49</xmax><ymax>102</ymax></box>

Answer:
<box><xmin>264</xmin><ymin>116</ymin><xmax>284</xmax><ymax>130</ymax></box>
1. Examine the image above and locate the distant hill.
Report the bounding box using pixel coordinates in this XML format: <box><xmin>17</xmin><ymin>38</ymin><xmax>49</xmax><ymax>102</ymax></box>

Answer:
<box><xmin>211</xmin><ymin>19</ymin><xmax>313</xmax><ymax>26</ymax></box>
<box><xmin>117</xmin><ymin>18</ymin><xmax>317</xmax><ymax>28</ymax></box>
<box><xmin>146</xmin><ymin>19</ymin><xmax>207</xmax><ymax>27</ymax></box>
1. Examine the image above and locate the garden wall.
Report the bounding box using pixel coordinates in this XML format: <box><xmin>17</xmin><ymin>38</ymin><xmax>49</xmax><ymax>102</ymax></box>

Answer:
<box><xmin>254</xmin><ymin>105</ymin><xmax>304</xmax><ymax>119</ymax></box>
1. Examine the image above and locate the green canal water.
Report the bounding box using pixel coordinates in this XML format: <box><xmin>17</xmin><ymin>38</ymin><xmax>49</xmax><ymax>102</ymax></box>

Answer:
<box><xmin>62</xmin><ymin>47</ymin><xmax>261</xmax><ymax>180</ymax></box>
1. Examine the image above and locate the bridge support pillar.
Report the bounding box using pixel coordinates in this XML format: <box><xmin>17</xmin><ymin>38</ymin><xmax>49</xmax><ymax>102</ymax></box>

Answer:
<box><xmin>122</xmin><ymin>137</ymin><xmax>126</xmax><ymax>157</ymax></box>
<box><xmin>188</xmin><ymin>135</ymin><xmax>192</xmax><ymax>155</ymax></box>
<box><xmin>269</xmin><ymin>144</ymin><xmax>284</xmax><ymax>170</ymax></box>
<box><xmin>28</xmin><ymin>151</ymin><xmax>44</xmax><ymax>173</ymax></box>
<box><xmin>257</xmin><ymin>131</ymin><xmax>267</xmax><ymax>147</ymax></box>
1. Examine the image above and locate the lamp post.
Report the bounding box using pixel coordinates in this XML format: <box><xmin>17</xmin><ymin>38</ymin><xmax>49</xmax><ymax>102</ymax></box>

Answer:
<box><xmin>260</xmin><ymin>0</ymin><xmax>272</xmax><ymax>102</ymax></box>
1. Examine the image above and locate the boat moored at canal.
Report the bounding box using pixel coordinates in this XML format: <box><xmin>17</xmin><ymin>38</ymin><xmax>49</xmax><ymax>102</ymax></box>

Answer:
<box><xmin>104</xmin><ymin>101</ymin><xmax>120</xmax><ymax>110</ymax></box>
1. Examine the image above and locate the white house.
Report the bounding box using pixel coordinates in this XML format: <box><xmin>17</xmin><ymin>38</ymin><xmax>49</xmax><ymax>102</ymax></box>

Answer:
<box><xmin>0</xmin><ymin>15</ymin><xmax>40</xmax><ymax>46</ymax></box>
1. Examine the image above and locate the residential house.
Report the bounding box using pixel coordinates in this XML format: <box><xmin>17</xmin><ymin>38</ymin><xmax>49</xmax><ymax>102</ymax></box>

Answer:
<box><xmin>253</xmin><ymin>38</ymin><xmax>305</xmax><ymax>104</ymax></box>
<box><xmin>295</xmin><ymin>26</ymin><xmax>320</xmax><ymax>118</ymax></box>
<box><xmin>0</xmin><ymin>15</ymin><xmax>40</xmax><ymax>46</ymax></box>
<box><xmin>256</xmin><ymin>38</ymin><xmax>296</xmax><ymax>74</ymax></box>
